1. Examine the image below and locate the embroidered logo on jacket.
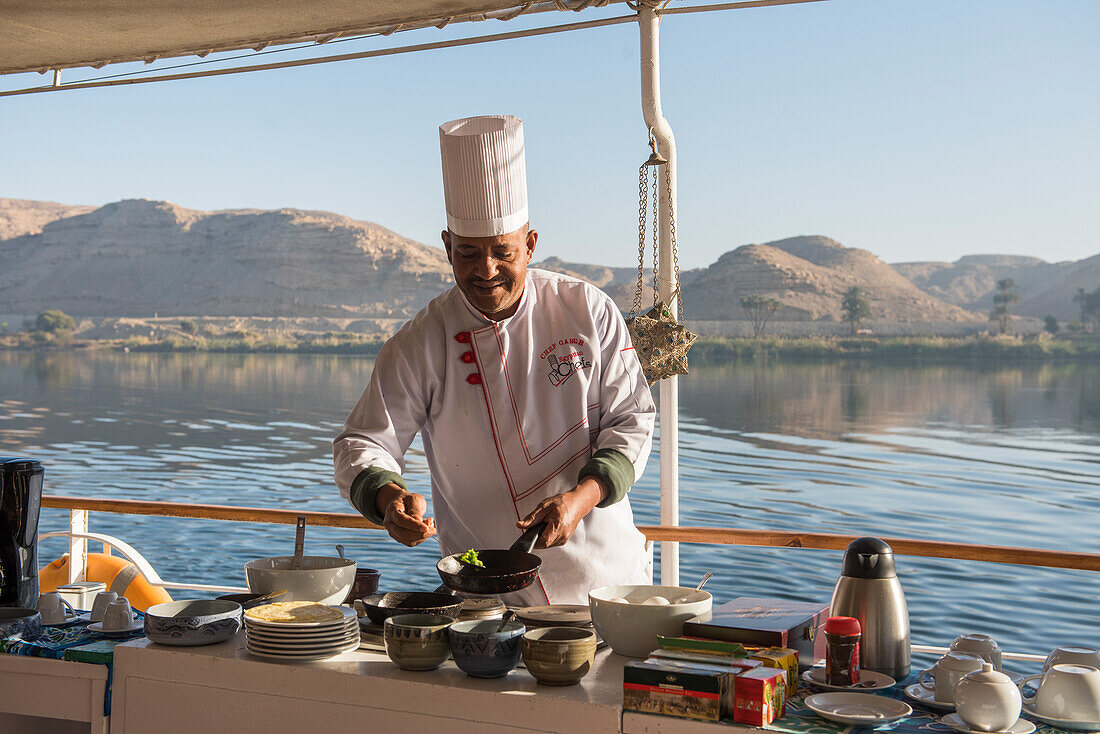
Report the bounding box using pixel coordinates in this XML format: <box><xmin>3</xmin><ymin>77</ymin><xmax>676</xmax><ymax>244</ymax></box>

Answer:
<box><xmin>542</xmin><ymin>338</ymin><xmax>592</xmax><ymax>387</ymax></box>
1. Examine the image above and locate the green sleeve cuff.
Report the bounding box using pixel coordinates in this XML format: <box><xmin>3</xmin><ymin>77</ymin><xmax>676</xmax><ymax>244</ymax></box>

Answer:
<box><xmin>579</xmin><ymin>448</ymin><xmax>636</xmax><ymax>508</ymax></box>
<box><xmin>349</xmin><ymin>467</ymin><xmax>408</xmax><ymax>525</ymax></box>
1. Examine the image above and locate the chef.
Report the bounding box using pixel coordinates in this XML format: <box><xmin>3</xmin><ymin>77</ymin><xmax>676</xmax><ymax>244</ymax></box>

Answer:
<box><xmin>333</xmin><ymin>115</ymin><xmax>655</xmax><ymax>605</ymax></box>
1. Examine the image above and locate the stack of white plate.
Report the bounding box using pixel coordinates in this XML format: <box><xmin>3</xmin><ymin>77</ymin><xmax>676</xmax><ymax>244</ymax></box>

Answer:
<box><xmin>244</xmin><ymin>606</ymin><xmax>359</xmax><ymax>662</ymax></box>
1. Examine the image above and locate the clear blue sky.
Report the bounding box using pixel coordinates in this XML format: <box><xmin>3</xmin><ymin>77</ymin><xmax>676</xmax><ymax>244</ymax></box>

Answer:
<box><xmin>2</xmin><ymin>0</ymin><xmax>1098</xmax><ymax>269</ymax></box>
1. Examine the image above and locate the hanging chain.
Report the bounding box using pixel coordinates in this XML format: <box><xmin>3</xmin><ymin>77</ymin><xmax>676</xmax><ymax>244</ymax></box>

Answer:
<box><xmin>632</xmin><ymin>134</ymin><xmax>683</xmax><ymax>318</ymax></box>
<box><xmin>630</xmin><ymin>162</ymin><xmax>649</xmax><ymax>320</ymax></box>
<box><xmin>650</xmin><ymin>164</ymin><xmax>660</xmax><ymax>308</ymax></box>
<box><xmin>665</xmin><ymin>163</ymin><xmax>682</xmax><ymax>319</ymax></box>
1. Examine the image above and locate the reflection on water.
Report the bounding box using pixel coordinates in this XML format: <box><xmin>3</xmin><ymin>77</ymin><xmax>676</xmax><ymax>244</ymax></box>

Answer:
<box><xmin>1</xmin><ymin>351</ymin><xmax>1097</xmax><ymax>657</ymax></box>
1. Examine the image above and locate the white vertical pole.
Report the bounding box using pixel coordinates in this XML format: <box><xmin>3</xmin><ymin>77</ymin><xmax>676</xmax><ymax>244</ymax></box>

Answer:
<box><xmin>68</xmin><ymin>509</ymin><xmax>88</xmax><ymax>584</ymax></box>
<box><xmin>639</xmin><ymin>5</ymin><xmax>680</xmax><ymax>588</ymax></box>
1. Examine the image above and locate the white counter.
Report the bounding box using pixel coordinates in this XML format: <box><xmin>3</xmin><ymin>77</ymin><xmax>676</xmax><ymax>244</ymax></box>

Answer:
<box><xmin>111</xmin><ymin>634</ymin><xmax>633</xmax><ymax>733</ymax></box>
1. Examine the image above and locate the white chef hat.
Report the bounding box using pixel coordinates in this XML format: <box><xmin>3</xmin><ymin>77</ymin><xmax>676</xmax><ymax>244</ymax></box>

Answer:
<box><xmin>439</xmin><ymin>115</ymin><xmax>528</xmax><ymax>238</ymax></box>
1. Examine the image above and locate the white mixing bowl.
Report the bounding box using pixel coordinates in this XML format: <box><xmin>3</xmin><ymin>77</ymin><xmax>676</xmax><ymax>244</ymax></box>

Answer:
<box><xmin>244</xmin><ymin>556</ymin><xmax>356</xmax><ymax>605</ymax></box>
<box><xmin>589</xmin><ymin>584</ymin><xmax>712</xmax><ymax>658</ymax></box>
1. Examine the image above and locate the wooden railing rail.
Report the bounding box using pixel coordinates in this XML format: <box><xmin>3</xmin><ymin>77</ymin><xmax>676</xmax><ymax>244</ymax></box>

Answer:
<box><xmin>43</xmin><ymin>495</ymin><xmax>384</xmax><ymax>530</ymax></box>
<box><xmin>41</xmin><ymin>495</ymin><xmax>1100</xmax><ymax>573</ymax></box>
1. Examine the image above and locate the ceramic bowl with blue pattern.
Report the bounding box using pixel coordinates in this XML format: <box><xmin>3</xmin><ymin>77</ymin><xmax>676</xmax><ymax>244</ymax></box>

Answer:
<box><xmin>449</xmin><ymin>619</ymin><xmax>525</xmax><ymax>678</ymax></box>
<box><xmin>0</xmin><ymin>607</ymin><xmax>41</xmax><ymax>641</ymax></box>
<box><xmin>144</xmin><ymin>600</ymin><xmax>243</xmax><ymax>646</ymax></box>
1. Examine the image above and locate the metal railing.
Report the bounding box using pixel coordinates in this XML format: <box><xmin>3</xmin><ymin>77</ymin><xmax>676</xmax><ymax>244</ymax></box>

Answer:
<box><xmin>39</xmin><ymin>495</ymin><xmax>1100</xmax><ymax>594</ymax></box>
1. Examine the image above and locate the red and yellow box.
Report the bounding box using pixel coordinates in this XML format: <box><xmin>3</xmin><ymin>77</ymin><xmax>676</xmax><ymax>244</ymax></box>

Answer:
<box><xmin>733</xmin><ymin>667</ymin><xmax>787</xmax><ymax>727</ymax></box>
<box><xmin>749</xmin><ymin>646</ymin><xmax>799</xmax><ymax>699</ymax></box>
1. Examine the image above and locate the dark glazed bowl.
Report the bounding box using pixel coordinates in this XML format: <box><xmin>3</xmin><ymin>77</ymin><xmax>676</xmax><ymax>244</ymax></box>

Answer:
<box><xmin>144</xmin><ymin>600</ymin><xmax>243</xmax><ymax>646</ymax></box>
<box><xmin>361</xmin><ymin>591</ymin><xmax>462</xmax><ymax>625</ymax></box>
<box><xmin>0</xmin><ymin>608</ymin><xmax>42</xmax><ymax>641</ymax></box>
<box><xmin>449</xmin><ymin>619</ymin><xmax>526</xmax><ymax>678</ymax></box>
<box><xmin>344</xmin><ymin>568</ymin><xmax>381</xmax><ymax>603</ymax></box>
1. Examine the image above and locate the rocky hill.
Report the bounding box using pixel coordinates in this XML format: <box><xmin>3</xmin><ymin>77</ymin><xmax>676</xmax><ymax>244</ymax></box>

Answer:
<box><xmin>0</xmin><ymin>198</ymin><xmax>95</xmax><ymax>240</ymax></box>
<box><xmin>895</xmin><ymin>254</ymin><xmax>1100</xmax><ymax>321</ymax></box>
<box><xmin>680</xmin><ymin>236</ymin><xmax>981</xmax><ymax>322</ymax></box>
<box><xmin>9</xmin><ymin>197</ymin><xmax>1093</xmax><ymax>332</ymax></box>
<box><xmin>0</xmin><ymin>199</ymin><xmax>453</xmax><ymax>319</ymax></box>
<box><xmin>532</xmin><ymin>255</ymin><xmax>704</xmax><ymax>313</ymax></box>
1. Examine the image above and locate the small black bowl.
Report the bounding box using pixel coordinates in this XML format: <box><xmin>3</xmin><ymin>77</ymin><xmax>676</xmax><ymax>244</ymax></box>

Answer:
<box><xmin>0</xmin><ymin>607</ymin><xmax>42</xmax><ymax>641</ymax></box>
<box><xmin>361</xmin><ymin>591</ymin><xmax>461</xmax><ymax>626</ymax></box>
<box><xmin>344</xmin><ymin>568</ymin><xmax>382</xmax><ymax>603</ymax></box>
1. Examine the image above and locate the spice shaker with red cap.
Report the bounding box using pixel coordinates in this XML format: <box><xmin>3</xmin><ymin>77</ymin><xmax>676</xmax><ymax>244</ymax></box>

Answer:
<box><xmin>824</xmin><ymin>616</ymin><xmax>862</xmax><ymax>686</ymax></box>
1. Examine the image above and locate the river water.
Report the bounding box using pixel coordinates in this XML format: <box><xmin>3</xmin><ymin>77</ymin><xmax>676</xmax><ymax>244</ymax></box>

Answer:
<box><xmin>1</xmin><ymin>352</ymin><xmax>1097</xmax><ymax>658</ymax></box>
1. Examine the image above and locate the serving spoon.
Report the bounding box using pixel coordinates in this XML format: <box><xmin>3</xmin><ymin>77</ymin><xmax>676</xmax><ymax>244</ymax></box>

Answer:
<box><xmin>673</xmin><ymin>572</ymin><xmax>713</xmax><ymax>603</ymax></box>
<box><xmin>241</xmin><ymin>589</ymin><xmax>288</xmax><ymax>610</ymax></box>
<box><xmin>495</xmin><ymin>610</ymin><xmax>516</xmax><ymax>633</ymax></box>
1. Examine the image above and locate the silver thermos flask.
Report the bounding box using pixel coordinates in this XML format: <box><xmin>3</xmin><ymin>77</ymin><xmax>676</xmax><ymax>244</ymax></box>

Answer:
<box><xmin>830</xmin><ymin>537</ymin><xmax>910</xmax><ymax>680</ymax></box>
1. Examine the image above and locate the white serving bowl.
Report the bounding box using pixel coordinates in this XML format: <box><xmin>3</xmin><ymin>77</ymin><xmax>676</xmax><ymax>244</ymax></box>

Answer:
<box><xmin>244</xmin><ymin>556</ymin><xmax>356</xmax><ymax>605</ymax></box>
<box><xmin>589</xmin><ymin>584</ymin><xmax>712</xmax><ymax>658</ymax></box>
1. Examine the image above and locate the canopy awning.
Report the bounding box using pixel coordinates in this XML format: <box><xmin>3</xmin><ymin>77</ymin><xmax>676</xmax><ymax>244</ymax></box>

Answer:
<box><xmin>0</xmin><ymin>0</ymin><xmax>631</xmax><ymax>75</ymax></box>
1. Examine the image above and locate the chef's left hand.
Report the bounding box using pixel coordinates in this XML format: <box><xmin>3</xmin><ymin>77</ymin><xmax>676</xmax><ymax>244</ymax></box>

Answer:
<box><xmin>517</xmin><ymin>477</ymin><xmax>608</xmax><ymax>549</ymax></box>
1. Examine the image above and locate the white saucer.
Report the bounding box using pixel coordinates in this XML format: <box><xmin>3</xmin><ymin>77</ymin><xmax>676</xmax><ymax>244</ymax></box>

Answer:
<box><xmin>905</xmin><ymin>683</ymin><xmax>956</xmax><ymax>712</ymax></box>
<box><xmin>804</xmin><ymin>692</ymin><xmax>912</xmax><ymax>725</ymax></box>
<box><xmin>87</xmin><ymin>620</ymin><xmax>144</xmax><ymax>636</ymax></box>
<box><xmin>1022</xmin><ymin>703</ymin><xmax>1100</xmax><ymax>732</ymax></box>
<box><xmin>942</xmin><ymin>713</ymin><xmax>1035</xmax><ymax>734</ymax></box>
<box><xmin>41</xmin><ymin>614</ymin><xmax>84</xmax><ymax>627</ymax></box>
<box><xmin>802</xmin><ymin>667</ymin><xmax>897</xmax><ymax>691</ymax></box>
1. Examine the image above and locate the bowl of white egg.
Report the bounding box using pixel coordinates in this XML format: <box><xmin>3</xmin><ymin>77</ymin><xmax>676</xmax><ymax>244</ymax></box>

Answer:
<box><xmin>588</xmin><ymin>584</ymin><xmax>712</xmax><ymax>658</ymax></box>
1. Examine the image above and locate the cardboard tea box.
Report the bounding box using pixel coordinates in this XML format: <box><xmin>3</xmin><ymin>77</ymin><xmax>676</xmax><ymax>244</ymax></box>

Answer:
<box><xmin>651</xmin><ymin>647</ymin><xmax>763</xmax><ymax>673</ymax></box>
<box><xmin>657</xmin><ymin>635</ymin><xmax>749</xmax><ymax>657</ymax></box>
<box><xmin>623</xmin><ymin>659</ymin><xmax>737</xmax><ymax>722</ymax></box>
<box><xmin>733</xmin><ymin>666</ymin><xmax>787</xmax><ymax>726</ymax></box>
<box><xmin>749</xmin><ymin>646</ymin><xmax>799</xmax><ymax>699</ymax></box>
<box><xmin>684</xmin><ymin>596</ymin><xmax>829</xmax><ymax>670</ymax></box>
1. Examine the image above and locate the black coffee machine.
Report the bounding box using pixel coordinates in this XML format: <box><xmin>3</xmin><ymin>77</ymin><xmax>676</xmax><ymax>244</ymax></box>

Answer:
<box><xmin>0</xmin><ymin>458</ymin><xmax>43</xmax><ymax>608</ymax></box>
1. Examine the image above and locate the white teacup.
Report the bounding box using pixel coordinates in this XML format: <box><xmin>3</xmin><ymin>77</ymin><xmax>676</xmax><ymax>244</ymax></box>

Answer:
<box><xmin>89</xmin><ymin>591</ymin><xmax>118</xmax><ymax>622</ymax></box>
<box><xmin>36</xmin><ymin>591</ymin><xmax>77</xmax><ymax>625</ymax></box>
<box><xmin>1020</xmin><ymin>664</ymin><xmax>1100</xmax><ymax>722</ymax></box>
<box><xmin>1044</xmin><ymin>647</ymin><xmax>1100</xmax><ymax>674</ymax></box>
<box><xmin>100</xmin><ymin>598</ymin><xmax>135</xmax><ymax>632</ymax></box>
<box><xmin>951</xmin><ymin>634</ymin><xmax>1003</xmax><ymax>671</ymax></box>
<box><xmin>920</xmin><ymin>651</ymin><xmax>986</xmax><ymax>703</ymax></box>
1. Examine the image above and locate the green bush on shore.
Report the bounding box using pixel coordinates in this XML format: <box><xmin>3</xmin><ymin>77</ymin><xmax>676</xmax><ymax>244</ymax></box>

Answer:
<box><xmin>690</xmin><ymin>334</ymin><xmax>1099</xmax><ymax>362</ymax></box>
<box><xmin>121</xmin><ymin>333</ymin><xmax>385</xmax><ymax>355</ymax></box>
<box><xmin>5</xmin><ymin>330</ymin><xmax>1097</xmax><ymax>362</ymax></box>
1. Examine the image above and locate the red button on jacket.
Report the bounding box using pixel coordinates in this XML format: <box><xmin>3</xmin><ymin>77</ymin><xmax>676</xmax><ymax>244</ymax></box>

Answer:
<box><xmin>466</xmin><ymin>374</ymin><xmax>482</xmax><ymax>385</ymax></box>
<box><xmin>460</xmin><ymin>351</ymin><xmax>475</xmax><ymax>364</ymax></box>
<box><xmin>455</xmin><ymin>332</ymin><xmax>472</xmax><ymax>343</ymax></box>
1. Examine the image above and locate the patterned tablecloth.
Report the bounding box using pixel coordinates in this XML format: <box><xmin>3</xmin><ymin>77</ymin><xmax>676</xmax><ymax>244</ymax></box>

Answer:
<box><xmin>0</xmin><ymin>611</ymin><xmax>146</xmax><ymax>716</ymax></box>
<box><xmin>769</xmin><ymin>673</ymin><xmax>1071</xmax><ymax>734</ymax></box>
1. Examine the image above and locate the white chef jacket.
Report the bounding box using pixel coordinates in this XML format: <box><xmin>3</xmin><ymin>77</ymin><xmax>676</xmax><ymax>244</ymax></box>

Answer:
<box><xmin>334</xmin><ymin>268</ymin><xmax>655</xmax><ymax>605</ymax></box>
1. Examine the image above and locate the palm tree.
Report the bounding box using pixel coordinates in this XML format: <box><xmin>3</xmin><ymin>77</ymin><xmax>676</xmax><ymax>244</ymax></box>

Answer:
<box><xmin>842</xmin><ymin>287</ymin><xmax>872</xmax><ymax>335</ymax></box>
<box><xmin>1073</xmin><ymin>287</ymin><xmax>1091</xmax><ymax>333</ymax></box>
<box><xmin>989</xmin><ymin>278</ymin><xmax>1020</xmax><ymax>335</ymax></box>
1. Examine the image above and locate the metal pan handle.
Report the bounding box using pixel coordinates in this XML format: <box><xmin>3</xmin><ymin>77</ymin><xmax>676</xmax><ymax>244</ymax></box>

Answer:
<box><xmin>510</xmin><ymin>520</ymin><xmax>548</xmax><ymax>554</ymax></box>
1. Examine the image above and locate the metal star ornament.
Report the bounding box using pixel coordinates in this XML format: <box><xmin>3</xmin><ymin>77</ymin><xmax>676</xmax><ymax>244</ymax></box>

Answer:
<box><xmin>627</xmin><ymin>300</ymin><xmax>698</xmax><ymax>385</ymax></box>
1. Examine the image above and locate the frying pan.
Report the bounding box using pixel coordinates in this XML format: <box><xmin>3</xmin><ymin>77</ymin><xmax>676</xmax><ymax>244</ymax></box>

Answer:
<box><xmin>360</xmin><ymin>591</ymin><xmax>462</xmax><ymax>625</ymax></box>
<box><xmin>436</xmin><ymin>521</ymin><xmax>546</xmax><ymax>596</ymax></box>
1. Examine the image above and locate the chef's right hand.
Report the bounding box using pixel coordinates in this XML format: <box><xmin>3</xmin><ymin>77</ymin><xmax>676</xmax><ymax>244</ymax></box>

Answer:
<box><xmin>376</xmin><ymin>483</ymin><xmax>436</xmax><ymax>547</ymax></box>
